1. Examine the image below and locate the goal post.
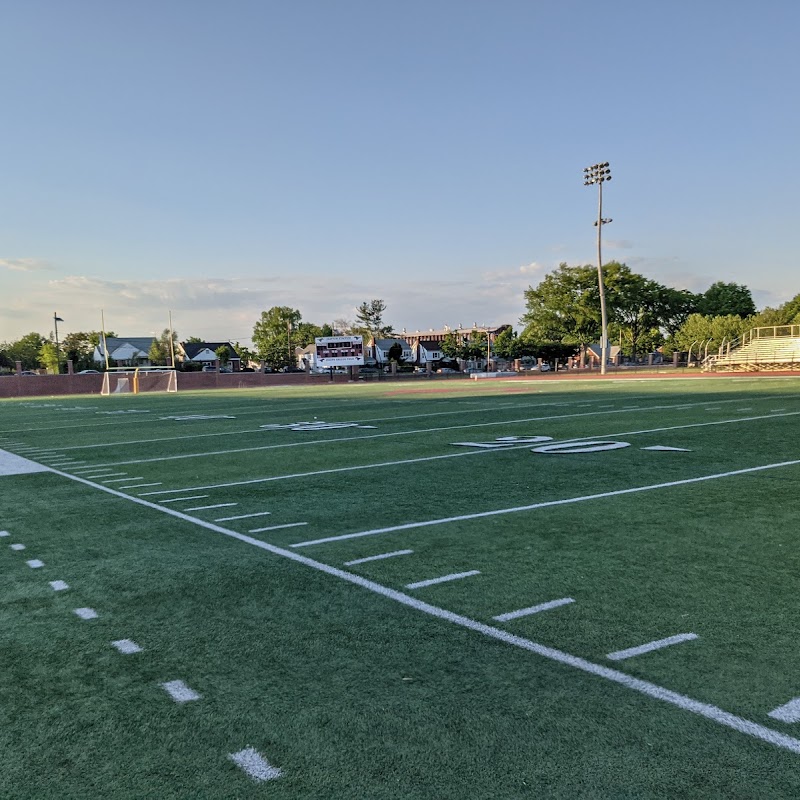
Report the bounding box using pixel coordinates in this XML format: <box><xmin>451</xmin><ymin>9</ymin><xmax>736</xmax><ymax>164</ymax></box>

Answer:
<box><xmin>101</xmin><ymin>367</ymin><xmax>177</xmax><ymax>395</ymax></box>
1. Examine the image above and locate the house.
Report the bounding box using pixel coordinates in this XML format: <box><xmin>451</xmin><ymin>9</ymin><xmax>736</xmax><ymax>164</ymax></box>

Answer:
<box><xmin>180</xmin><ymin>342</ymin><xmax>241</xmax><ymax>371</ymax></box>
<box><xmin>401</xmin><ymin>324</ymin><xmax>512</xmax><ymax>347</ymax></box>
<box><xmin>93</xmin><ymin>337</ymin><xmax>157</xmax><ymax>366</ymax></box>
<box><xmin>412</xmin><ymin>340</ymin><xmax>444</xmax><ymax>366</ymax></box>
<box><xmin>370</xmin><ymin>337</ymin><xmax>414</xmax><ymax>365</ymax></box>
<box><xmin>584</xmin><ymin>344</ymin><xmax>622</xmax><ymax>366</ymax></box>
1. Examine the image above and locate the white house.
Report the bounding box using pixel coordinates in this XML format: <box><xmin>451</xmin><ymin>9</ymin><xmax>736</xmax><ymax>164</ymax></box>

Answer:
<box><xmin>93</xmin><ymin>337</ymin><xmax>156</xmax><ymax>366</ymax></box>
<box><xmin>371</xmin><ymin>338</ymin><xmax>414</xmax><ymax>365</ymax></box>
<box><xmin>412</xmin><ymin>340</ymin><xmax>444</xmax><ymax>366</ymax></box>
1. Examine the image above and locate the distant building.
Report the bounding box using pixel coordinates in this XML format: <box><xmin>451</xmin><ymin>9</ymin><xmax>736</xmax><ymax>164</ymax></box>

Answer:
<box><xmin>180</xmin><ymin>342</ymin><xmax>241</xmax><ymax>371</ymax></box>
<box><xmin>401</xmin><ymin>324</ymin><xmax>511</xmax><ymax>347</ymax></box>
<box><xmin>93</xmin><ymin>337</ymin><xmax>157</xmax><ymax>366</ymax></box>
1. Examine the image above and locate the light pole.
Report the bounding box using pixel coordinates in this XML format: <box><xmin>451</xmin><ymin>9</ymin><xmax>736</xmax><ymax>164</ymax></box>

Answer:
<box><xmin>583</xmin><ymin>162</ymin><xmax>612</xmax><ymax>375</ymax></box>
<box><xmin>53</xmin><ymin>312</ymin><xmax>64</xmax><ymax>374</ymax></box>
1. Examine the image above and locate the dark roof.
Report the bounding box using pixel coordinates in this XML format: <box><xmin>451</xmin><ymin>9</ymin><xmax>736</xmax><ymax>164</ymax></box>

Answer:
<box><xmin>181</xmin><ymin>342</ymin><xmax>240</xmax><ymax>360</ymax></box>
<box><xmin>417</xmin><ymin>340</ymin><xmax>442</xmax><ymax>350</ymax></box>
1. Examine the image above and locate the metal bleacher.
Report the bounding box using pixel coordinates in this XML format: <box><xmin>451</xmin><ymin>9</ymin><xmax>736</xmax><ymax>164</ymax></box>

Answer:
<box><xmin>704</xmin><ymin>326</ymin><xmax>800</xmax><ymax>372</ymax></box>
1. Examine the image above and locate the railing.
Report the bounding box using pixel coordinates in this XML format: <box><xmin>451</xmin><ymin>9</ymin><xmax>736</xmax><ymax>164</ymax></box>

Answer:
<box><xmin>741</xmin><ymin>325</ymin><xmax>800</xmax><ymax>346</ymax></box>
<box><xmin>703</xmin><ymin>327</ymin><xmax>800</xmax><ymax>371</ymax></box>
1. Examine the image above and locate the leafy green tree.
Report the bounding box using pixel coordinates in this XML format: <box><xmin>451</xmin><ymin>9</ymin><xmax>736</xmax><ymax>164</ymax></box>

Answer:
<box><xmin>697</xmin><ymin>282</ymin><xmax>756</xmax><ymax>318</ymax></box>
<box><xmin>185</xmin><ymin>336</ymin><xmax>203</xmax><ymax>344</ymax></box>
<box><xmin>252</xmin><ymin>306</ymin><xmax>307</xmax><ymax>369</ymax></box>
<box><xmin>234</xmin><ymin>342</ymin><xmax>256</xmax><ymax>369</ymax></box>
<box><xmin>6</xmin><ymin>332</ymin><xmax>46</xmax><ymax>370</ymax></box>
<box><xmin>440</xmin><ymin>331</ymin><xmax>467</xmax><ymax>360</ymax></box>
<box><xmin>355</xmin><ymin>299</ymin><xmax>392</xmax><ymax>339</ymax></box>
<box><xmin>62</xmin><ymin>331</ymin><xmax>113</xmax><ymax>371</ymax></box>
<box><xmin>215</xmin><ymin>345</ymin><xmax>231</xmax><ymax>368</ymax></box>
<box><xmin>39</xmin><ymin>342</ymin><xmax>59</xmax><ymax>373</ymax></box>
<box><xmin>148</xmin><ymin>329</ymin><xmax>179</xmax><ymax>365</ymax></box>
<box><xmin>671</xmin><ymin>314</ymin><xmax>750</xmax><ymax>354</ymax></box>
<box><xmin>491</xmin><ymin>327</ymin><xmax>518</xmax><ymax>359</ymax></box>
<box><xmin>521</xmin><ymin>263</ymin><xmax>604</xmax><ymax>347</ymax></box>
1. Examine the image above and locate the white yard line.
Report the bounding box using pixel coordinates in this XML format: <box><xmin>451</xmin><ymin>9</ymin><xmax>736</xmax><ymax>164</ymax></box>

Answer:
<box><xmin>102</xmin><ymin>476</ymin><xmax>142</xmax><ymax>483</ymax></box>
<box><xmin>159</xmin><ymin>495</ymin><xmax>210</xmax><ymax>504</ymax></box>
<box><xmin>344</xmin><ymin>549</ymin><xmax>414</xmax><ymax>566</ymax></box>
<box><xmin>184</xmin><ymin>503</ymin><xmax>237</xmax><ymax>512</ymax></box>
<box><xmin>406</xmin><ymin>570</ymin><xmax>480</xmax><ymax>589</ymax></box>
<box><xmin>493</xmin><ymin>598</ymin><xmax>575</xmax><ymax>621</ymax></box>
<box><xmin>228</xmin><ymin>748</ymin><xmax>283</xmax><ymax>782</ymax></box>
<box><xmin>291</xmin><ymin>457</ymin><xmax>800</xmax><ymax>548</ymax></box>
<box><xmin>161</xmin><ymin>680</ymin><xmax>201</xmax><ymax>703</ymax></box>
<box><xmin>56</xmin><ymin>396</ymin><xmax>797</xmax><ymax>471</ymax></box>
<box><xmin>607</xmin><ymin>633</ymin><xmax>698</xmax><ymax>661</ymax></box>
<box><xmin>215</xmin><ymin>511</ymin><xmax>272</xmax><ymax>521</ymax></box>
<box><xmin>248</xmin><ymin>522</ymin><xmax>308</xmax><ymax>533</ymax></box>
<box><xmin>139</xmin><ymin>409</ymin><xmax>800</xmax><ymax>497</ymax></box>
<box><xmin>119</xmin><ymin>483</ymin><xmax>162</xmax><ymax>490</ymax></box>
<box><xmin>112</xmin><ymin>639</ymin><xmax>143</xmax><ymax>654</ymax></box>
<box><xmin>44</xmin><ymin>465</ymin><xmax>800</xmax><ymax>756</ymax></box>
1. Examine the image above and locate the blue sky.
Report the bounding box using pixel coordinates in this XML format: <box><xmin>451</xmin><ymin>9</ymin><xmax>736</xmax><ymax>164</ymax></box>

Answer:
<box><xmin>1</xmin><ymin>0</ymin><xmax>797</xmax><ymax>345</ymax></box>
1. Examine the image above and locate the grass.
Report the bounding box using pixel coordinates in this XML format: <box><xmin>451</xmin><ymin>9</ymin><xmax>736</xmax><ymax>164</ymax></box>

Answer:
<box><xmin>1</xmin><ymin>376</ymin><xmax>800</xmax><ymax>797</ymax></box>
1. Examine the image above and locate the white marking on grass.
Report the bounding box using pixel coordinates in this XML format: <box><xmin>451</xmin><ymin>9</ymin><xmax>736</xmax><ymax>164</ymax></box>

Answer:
<box><xmin>345</xmin><ymin>549</ymin><xmax>414</xmax><ymax>566</ymax></box>
<box><xmin>101</xmin><ymin>476</ymin><xmax>142</xmax><ymax>483</ymax></box>
<box><xmin>73</xmin><ymin>607</ymin><xmax>98</xmax><ymax>620</ymax></box>
<box><xmin>228</xmin><ymin>747</ymin><xmax>283</xmax><ymax>782</ymax></box>
<box><xmin>184</xmin><ymin>503</ymin><xmax>238</xmax><ymax>512</ymax></box>
<box><xmin>248</xmin><ymin>522</ymin><xmax>308</xmax><ymax>534</ymax></box>
<box><xmin>141</xmin><ymin>408</ymin><xmax>800</xmax><ymax>498</ymax></box>
<box><xmin>737</xmin><ymin>408</ymin><xmax>753</xmax><ymax>411</ymax></box>
<box><xmin>493</xmin><ymin>597</ymin><xmax>576</xmax><ymax>621</ymax></box>
<box><xmin>0</xmin><ymin>451</ymin><xmax>51</xmax><ymax>476</ymax></box>
<box><xmin>49</xmin><ymin>580</ymin><xmax>69</xmax><ymax>591</ymax></box>
<box><xmin>83</xmin><ymin>471</ymin><xmax>127</xmax><ymax>479</ymax></box>
<box><xmin>704</xmin><ymin>407</ymin><xmax>721</xmax><ymax>411</ymax></box>
<box><xmin>111</xmin><ymin>639</ymin><xmax>143</xmax><ymax>655</ymax></box>
<box><xmin>641</xmin><ymin>446</ymin><xmax>691</xmax><ymax>451</ymax></box>
<box><xmin>215</xmin><ymin>511</ymin><xmax>272</xmax><ymax>521</ymax></box>
<box><xmin>769</xmin><ymin>698</ymin><xmax>800</xmax><ymax>724</ymax></box>
<box><xmin>406</xmin><ymin>570</ymin><xmax>480</xmax><ymax>589</ymax></box>
<box><xmin>532</xmin><ymin>440</ymin><xmax>631</xmax><ymax>454</ymax></box>
<box><xmin>159</xmin><ymin>495</ymin><xmax>210</xmax><ymax>504</ymax></box>
<box><xmin>118</xmin><ymin>483</ymin><xmax>162</xmax><ymax>490</ymax></box>
<box><xmin>607</xmin><ymin>633</ymin><xmax>698</xmax><ymax>661</ymax></box>
<box><xmin>771</xmin><ymin>408</ymin><xmax>788</xmax><ymax>413</ymax></box>
<box><xmin>161</xmin><ymin>680</ymin><xmax>201</xmax><ymax>703</ymax></box>
<box><xmin>9</xmin><ymin>543</ymin><xmax>25</xmax><ymax>551</ymax></box>
<box><xmin>26</xmin><ymin>559</ymin><xmax>44</xmax><ymax>568</ymax></box>
<box><xmin>35</xmin><ymin>465</ymin><xmax>800</xmax><ymax>755</ymax></box>
<box><xmin>0</xmin><ymin>530</ymin><xmax>9</xmax><ymax>537</ymax></box>
<box><xmin>70</xmin><ymin>396</ymin><xmax>770</xmax><ymax>471</ymax></box>
<box><xmin>290</xmin><ymin>457</ymin><xmax>800</xmax><ymax>548</ymax></box>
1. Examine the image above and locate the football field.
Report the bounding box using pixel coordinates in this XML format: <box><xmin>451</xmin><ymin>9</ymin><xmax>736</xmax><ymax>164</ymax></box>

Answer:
<box><xmin>2</xmin><ymin>375</ymin><xmax>800</xmax><ymax>798</ymax></box>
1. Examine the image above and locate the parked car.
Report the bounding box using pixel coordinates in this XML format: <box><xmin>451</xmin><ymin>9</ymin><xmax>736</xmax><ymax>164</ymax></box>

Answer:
<box><xmin>437</xmin><ymin>367</ymin><xmax>459</xmax><ymax>374</ymax></box>
<box><xmin>202</xmin><ymin>365</ymin><xmax>216</xmax><ymax>372</ymax></box>
<box><xmin>19</xmin><ymin>370</ymin><xmax>37</xmax><ymax>376</ymax></box>
<box><xmin>77</xmin><ymin>369</ymin><xmax>100</xmax><ymax>374</ymax></box>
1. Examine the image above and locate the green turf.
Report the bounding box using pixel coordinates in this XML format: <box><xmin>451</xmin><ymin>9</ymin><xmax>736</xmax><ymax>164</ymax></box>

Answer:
<box><xmin>2</xmin><ymin>377</ymin><xmax>800</xmax><ymax>797</ymax></box>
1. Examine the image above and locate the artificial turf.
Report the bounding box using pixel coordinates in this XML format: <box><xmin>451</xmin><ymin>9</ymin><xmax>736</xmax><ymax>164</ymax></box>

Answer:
<box><xmin>1</xmin><ymin>376</ymin><xmax>800</xmax><ymax>797</ymax></box>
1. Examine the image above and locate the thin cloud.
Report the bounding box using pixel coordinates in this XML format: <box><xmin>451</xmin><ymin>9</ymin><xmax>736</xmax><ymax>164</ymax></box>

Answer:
<box><xmin>0</xmin><ymin>258</ymin><xmax>52</xmax><ymax>272</ymax></box>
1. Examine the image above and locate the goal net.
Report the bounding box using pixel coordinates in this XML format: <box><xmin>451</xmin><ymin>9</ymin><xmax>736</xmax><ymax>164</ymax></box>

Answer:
<box><xmin>101</xmin><ymin>368</ymin><xmax>178</xmax><ymax>395</ymax></box>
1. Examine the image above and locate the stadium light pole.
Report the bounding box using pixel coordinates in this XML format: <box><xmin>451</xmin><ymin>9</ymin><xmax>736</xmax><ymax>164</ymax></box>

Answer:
<box><xmin>53</xmin><ymin>312</ymin><xmax>64</xmax><ymax>374</ymax></box>
<box><xmin>583</xmin><ymin>162</ymin><xmax>612</xmax><ymax>375</ymax></box>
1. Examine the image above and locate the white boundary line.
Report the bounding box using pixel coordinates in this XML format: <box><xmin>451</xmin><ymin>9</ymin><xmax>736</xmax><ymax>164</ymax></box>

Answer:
<box><xmin>607</xmin><ymin>633</ymin><xmax>698</xmax><ymax>661</ymax></box>
<box><xmin>493</xmin><ymin>598</ymin><xmax>575</xmax><ymax>621</ymax></box>
<box><xmin>138</xmin><ymin>409</ymin><xmax>800</xmax><ymax>497</ymax></box>
<box><xmin>290</xmin><ymin>458</ymin><xmax>800</xmax><ymax>548</ymax></box>
<box><xmin>30</xmin><ymin>465</ymin><xmax>800</xmax><ymax>755</ymax></box>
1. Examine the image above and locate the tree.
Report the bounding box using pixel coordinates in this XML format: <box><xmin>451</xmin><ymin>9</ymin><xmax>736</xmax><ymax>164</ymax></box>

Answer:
<box><xmin>39</xmin><ymin>342</ymin><xmax>59</xmax><ymax>373</ymax></box>
<box><xmin>62</xmin><ymin>331</ymin><xmax>113</xmax><ymax>371</ymax></box>
<box><xmin>520</xmin><ymin>263</ymin><xmax>603</xmax><ymax>348</ymax></box>
<box><xmin>440</xmin><ymin>331</ymin><xmax>467</xmax><ymax>360</ymax></box>
<box><xmin>355</xmin><ymin>299</ymin><xmax>392</xmax><ymax>339</ymax></box>
<box><xmin>697</xmin><ymin>282</ymin><xmax>756</xmax><ymax>318</ymax></box>
<box><xmin>671</xmin><ymin>314</ymin><xmax>750</xmax><ymax>355</ymax></box>
<box><xmin>252</xmin><ymin>307</ymin><xmax>305</xmax><ymax>370</ymax></box>
<box><xmin>5</xmin><ymin>332</ymin><xmax>46</xmax><ymax>370</ymax></box>
<box><xmin>148</xmin><ymin>329</ymin><xmax>178</xmax><ymax>365</ymax></box>
<box><xmin>215</xmin><ymin>345</ymin><xmax>231</xmax><ymax>368</ymax></box>
<box><xmin>185</xmin><ymin>336</ymin><xmax>203</xmax><ymax>344</ymax></box>
<box><xmin>492</xmin><ymin>327</ymin><xmax>518</xmax><ymax>359</ymax></box>
<box><xmin>234</xmin><ymin>342</ymin><xmax>256</xmax><ymax>369</ymax></box>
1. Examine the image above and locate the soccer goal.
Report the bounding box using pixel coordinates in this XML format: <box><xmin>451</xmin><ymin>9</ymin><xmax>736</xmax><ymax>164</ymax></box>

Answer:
<box><xmin>101</xmin><ymin>367</ymin><xmax>178</xmax><ymax>395</ymax></box>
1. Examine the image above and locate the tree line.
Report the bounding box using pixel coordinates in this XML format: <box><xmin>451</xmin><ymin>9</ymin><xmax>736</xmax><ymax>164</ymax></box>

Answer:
<box><xmin>519</xmin><ymin>262</ymin><xmax>800</xmax><ymax>360</ymax></box>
